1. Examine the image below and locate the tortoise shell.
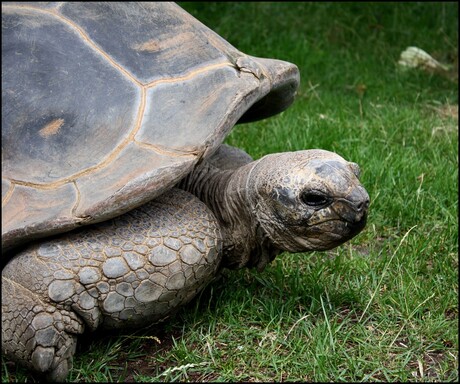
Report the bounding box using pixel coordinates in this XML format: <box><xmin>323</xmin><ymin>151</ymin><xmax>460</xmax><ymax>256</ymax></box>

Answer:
<box><xmin>1</xmin><ymin>2</ymin><xmax>299</xmax><ymax>251</ymax></box>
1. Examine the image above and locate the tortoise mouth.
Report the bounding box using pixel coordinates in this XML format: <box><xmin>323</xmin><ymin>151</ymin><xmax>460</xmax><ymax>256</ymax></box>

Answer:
<box><xmin>273</xmin><ymin>216</ymin><xmax>367</xmax><ymax>253</ymax></box>
<box><xmin>309</xmin><ymin>215</ymin><xmax>367</xmax><ymax>245</ymax></box>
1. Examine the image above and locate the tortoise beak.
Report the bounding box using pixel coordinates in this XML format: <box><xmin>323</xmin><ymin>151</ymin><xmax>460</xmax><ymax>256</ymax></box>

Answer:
<box><xmin>334</xmin><ymin>185</ymin><xmax>370</xmax><ymax>235</ymax></box>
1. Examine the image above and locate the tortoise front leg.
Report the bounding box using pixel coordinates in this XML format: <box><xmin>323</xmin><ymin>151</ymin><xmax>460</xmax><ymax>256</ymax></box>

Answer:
<box><xmin>2</xmin><ymin>274</ymin><xmax>82</xmax><ymax>381</ymax></box>
<box><xmin>2</xmin><ymin>188</ymin><xmax>222</xmax><ymax>381</ymax></box>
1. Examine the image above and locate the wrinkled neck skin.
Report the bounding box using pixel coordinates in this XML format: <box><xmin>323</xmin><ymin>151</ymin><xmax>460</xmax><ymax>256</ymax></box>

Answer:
<box><xmin>179</xmin><ymin>160</ymin><xmax>280</xmax><ymax>271</ymax></box>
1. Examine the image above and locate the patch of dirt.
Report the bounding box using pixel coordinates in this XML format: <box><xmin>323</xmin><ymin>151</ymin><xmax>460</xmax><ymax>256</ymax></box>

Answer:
<box><xmin>427</xmin><ymin>103</ymin><xmax>458</xmax><ymax>137</ymax></box>
<box><xmin>444</xmin><ymin>306</ymin><xmax>458</xmax><ymax>321</ymax></box>
<box><xmin>335</xmin><ymin>305</ymin><xmax>365</xmax><ymax>324</ymax></box>
<box><xmin>111</xmin><ymin>328</ymin><xmax>182</xmax><ymax>382</ymax></box>
<box><xmin>407</xmin><ymin>351</ymin><xmax>451</xmax><ymax>381</ymax></box>
<box><xmin>430</xmin><ymin>104</ymin><xmax>458</xmax><ymax>120</ymax></box>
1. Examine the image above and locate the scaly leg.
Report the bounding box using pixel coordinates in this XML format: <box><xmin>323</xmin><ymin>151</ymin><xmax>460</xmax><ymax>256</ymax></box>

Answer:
<box><xmin>2</xmin><ymin>188</ymin><xmax>222</xmax><ymax>380</ymax></box>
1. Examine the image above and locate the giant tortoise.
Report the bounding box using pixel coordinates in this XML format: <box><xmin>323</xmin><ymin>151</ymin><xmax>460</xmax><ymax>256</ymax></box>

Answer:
<box><xmin>1</xmin><ymin>2</ymin><xmax>370</xmax><ymax>381</ymax></box>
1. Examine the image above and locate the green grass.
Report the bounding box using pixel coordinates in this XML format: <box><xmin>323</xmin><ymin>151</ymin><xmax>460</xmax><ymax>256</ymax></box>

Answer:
<box><xmin>3</xmin><ymin>2</ymin><xmax>458</xmax><ymax>382</ymax></box>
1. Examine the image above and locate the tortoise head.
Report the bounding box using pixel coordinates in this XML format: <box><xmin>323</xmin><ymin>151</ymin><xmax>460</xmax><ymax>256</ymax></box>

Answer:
<box><xmin>247</xmin><ymin>149</ymin><xmax>369</xmax><ymax>252</ymax></box>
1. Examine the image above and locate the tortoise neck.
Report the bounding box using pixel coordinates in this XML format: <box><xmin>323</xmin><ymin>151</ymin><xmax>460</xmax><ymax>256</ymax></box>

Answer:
<box><xmin>178</xmin><ymin>161</ymin><xmax>234</xmax><ymax>224</ymax></box>
<box><xmin>179</xmin><ymin>160</ymin><xmax>280</xmax><ymax>271</ymax></box>
<box><xmin>222</xmin><ymin>161</ymin><xmax>282</xmax><ymax>270</ymax></box>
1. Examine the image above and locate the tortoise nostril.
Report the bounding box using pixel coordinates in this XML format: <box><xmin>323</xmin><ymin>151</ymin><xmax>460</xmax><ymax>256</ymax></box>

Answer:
<box><xmin>356</xmin><ymin>199</ymin><xmax>370</xmax><ymax>212</ymax></box>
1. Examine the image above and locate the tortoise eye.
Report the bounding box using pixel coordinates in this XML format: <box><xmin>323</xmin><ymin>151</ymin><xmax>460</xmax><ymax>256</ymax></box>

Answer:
<box><xmin>301</xmin><ymin>191</ymin><xmax>330</xmax><ymax>207</ymax></box>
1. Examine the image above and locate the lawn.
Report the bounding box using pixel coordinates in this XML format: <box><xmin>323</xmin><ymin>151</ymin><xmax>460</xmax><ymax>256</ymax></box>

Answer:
<box><xmin>3</xmin><ymin>2</ymin><xmax>458</xmax><ymax>382</ymax></box>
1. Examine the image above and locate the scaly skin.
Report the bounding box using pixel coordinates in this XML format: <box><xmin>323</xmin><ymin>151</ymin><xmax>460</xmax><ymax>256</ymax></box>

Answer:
<box><xmin>2</xmin><ymin>145</ymin><xmax>369</xmax><ymax>381</ymax></box>
<box><xmin>2</xmin><ymin>189</ymin><xmax>221</xmax><ymax>381</ymax></box>
<box><xmin>181</xmin><ymin>145</ymin><xmax>369</xmax><ymax>270</ymax></box>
